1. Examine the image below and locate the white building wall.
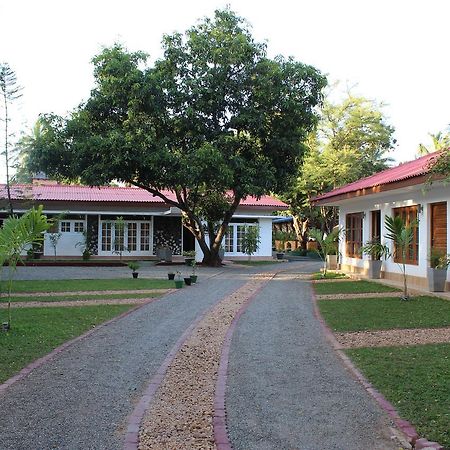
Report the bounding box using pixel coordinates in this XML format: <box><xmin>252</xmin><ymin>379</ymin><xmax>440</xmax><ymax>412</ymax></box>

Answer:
<box><xmin>44</xmin><ymin>232</ymin><xmax>84</xmax><ymax>257</ymax></box>
<box><xmin>338</xmin><ymin>181</ymin><xmax>449</xmax><ymax>282</ymax></box>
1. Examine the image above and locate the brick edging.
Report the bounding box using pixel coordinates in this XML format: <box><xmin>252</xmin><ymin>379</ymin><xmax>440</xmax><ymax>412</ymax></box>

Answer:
<box><xmin>214</xmin><ymin>274</ymin><xmax>276</xmax><ymax>450</ymax></box>
<box><xmin>0</xmin><ymin>299</ymin><xmax>157</xmax><ymax>396</ymax></box>
<box><xmin>311</xmin><ymin>280</ymin><xmax>445</xmax><ymax>450</ymax></box>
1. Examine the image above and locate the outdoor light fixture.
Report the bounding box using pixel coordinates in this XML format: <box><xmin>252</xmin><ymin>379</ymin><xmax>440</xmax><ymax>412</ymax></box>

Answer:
<box><xmin>418</xmin><ymin>204</ymin><xmax>424</xmax><ymax>214</ymax></box>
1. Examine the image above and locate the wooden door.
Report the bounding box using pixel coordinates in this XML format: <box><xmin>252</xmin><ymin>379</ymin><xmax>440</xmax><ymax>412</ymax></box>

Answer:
<box><xmin>430</xmin><ymin>202</ymin><xmax>447</xmax><ymax>251</ymax></box>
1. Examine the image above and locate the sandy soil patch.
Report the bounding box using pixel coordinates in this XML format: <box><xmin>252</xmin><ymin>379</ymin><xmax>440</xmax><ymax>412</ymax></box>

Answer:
<box><xmin>10</xmin><ymin>289</ymin><xmax>168</xmax><ymax>297</ymax></box>
<box><xmin>336</xmin><ymin>327</ymin><xmax>450</xmax><ymax>348</ymax></box>
<box><xmin>138</xmin><ymin>273</ymin><xmax>274</xmax><ymax>450</ymax></box>
<box><xmin>316</xmin><ymin>292</ymin><xmax>403</xmax><ymax>300</ymax></box>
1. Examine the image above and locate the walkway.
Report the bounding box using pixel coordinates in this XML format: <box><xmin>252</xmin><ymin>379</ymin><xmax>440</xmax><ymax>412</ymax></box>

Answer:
<box><xmin>0</xmin><ymin>261</ymin><xmax>399</xmax><ymax>449</ymax></box>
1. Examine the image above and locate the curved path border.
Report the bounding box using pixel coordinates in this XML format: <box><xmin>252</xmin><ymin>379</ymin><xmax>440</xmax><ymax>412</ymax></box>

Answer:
<box><xmin>311</xmin><ymin>282</ymin><xmax>444</xmax><ymax>450</ymax></box>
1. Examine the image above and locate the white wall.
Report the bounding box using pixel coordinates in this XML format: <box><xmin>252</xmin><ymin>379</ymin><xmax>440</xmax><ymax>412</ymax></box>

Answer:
<box><xmin>44</xmin><ymin>232</ymin><xmax>84</xmax><ymax>257</ymax></box>
<box><xmin>338</xmin><ymin>182</ymin><xmax>449</xmax><ymax>281</ymax></box>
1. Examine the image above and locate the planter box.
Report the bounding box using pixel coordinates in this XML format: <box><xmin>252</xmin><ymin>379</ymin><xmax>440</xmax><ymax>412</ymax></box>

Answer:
<box><xmin>367</xmin><ymin>260</ymin><xmax>382</xmax><ymax>279</ymax></box>
<box><xmin>326</xmin><ymin>255</ymin><xmax>338</xmax><ymax>270</ymax></box>
<box><xmin>427</xmin><ymin>267</ymin><xmax>448</xmax><ymax>292</ymax></box>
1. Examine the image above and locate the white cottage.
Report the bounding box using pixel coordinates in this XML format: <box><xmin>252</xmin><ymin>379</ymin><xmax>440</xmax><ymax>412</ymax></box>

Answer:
<box><xmin>0</xmin><ymin>181</ymin><xmax>287</xmax><ymax>261</ymax></box>
<box><xmin>313</xmin><ymin>152</ymin><xmax>449</xmax><ymax>290</ymax></box>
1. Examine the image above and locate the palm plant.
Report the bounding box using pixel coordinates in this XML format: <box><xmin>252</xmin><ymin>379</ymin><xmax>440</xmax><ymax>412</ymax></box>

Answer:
<box><xmin>0</xmin><ymin>206</ymin><xmax>50</xmax><ymax>330</ymax></box>
<box><xmin>308</xmin><ymin>227</ymin><xmax>341</xmax><ymax>277</ymax></box>
<box><xmin>384</xmin><ymin>215</ymin><xmax>417</xmax><ymax>300</ymax></box>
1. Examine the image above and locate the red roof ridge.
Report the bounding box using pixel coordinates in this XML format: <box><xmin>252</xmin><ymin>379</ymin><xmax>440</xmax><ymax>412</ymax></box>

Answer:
<box><xmin>313</xmin><ymin>151</ymin><xmax>442</xmax><ymax>203</ymax></box>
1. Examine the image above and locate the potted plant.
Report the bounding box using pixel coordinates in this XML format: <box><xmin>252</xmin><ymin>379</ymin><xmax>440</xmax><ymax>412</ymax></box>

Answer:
<box><xmin>308</xmin><ymin>227</ymin><xmax>342</xmax><ymax>277</ymax></box>
<box><xmin>183</xmin><ymin>250</ymin><xmax>196</xmax><ymax>266</ymax></box>
<box><xmin>360</xmin><ymin>240</ymin><xmax>390</xmax><ymax>279</ymax></box>
<box><xmin>128</xmin><ymin>261</ymin><xmax>140</xmax><ymax>278</ymax></box>
<box><xmin>167</xmin><ymin>270</ymin><xmax>175</xmax><ymax>280</ymax></box>
<box><xmin>428</xmin><ymin>247</ymin><xmax>450</xmax><ymax>292</ymax></box>
<box><xmin>190</xmin><ymin>260</ymin><xmax>198</xmax><ymax>283</ymax></box>
<box><xmin>174</xmin><ymin>271</ymin><xmax>183</xmax><ymax>289</ymax></box>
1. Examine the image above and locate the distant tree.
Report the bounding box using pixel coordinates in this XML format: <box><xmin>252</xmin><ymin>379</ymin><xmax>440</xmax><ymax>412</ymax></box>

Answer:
<box><xmin>283</xmin><ymin>91</ymin><xmax>396</xmax><ymax>237</ymax></box>
<box><xmin>0</xmin><ymin>63</ymin><xmax>22</xmax><ymax>214</ymax></box>
<box><xmin>241</xmin><ymin>226</ymin><xmax>260</xmax><ymax>261</ymax></box>
<box><xmin>27</xmin><ymin>9</ymin><xmax>326</xmax><ymax>266</ymax></box>
<box><xmin>417</xmin><ymin>128</ymin><xmax>450</xmax><ymax>156</ymax></box>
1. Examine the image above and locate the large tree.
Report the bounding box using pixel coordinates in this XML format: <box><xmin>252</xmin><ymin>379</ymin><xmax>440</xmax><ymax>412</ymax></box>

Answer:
<box><xmin>28</xmin><ymin>9</ymin><xmax>326</xmax><ymax>265</ymax></box>
<box><xmin>284</xmin><ymin>92</ymin><xmax>396</xmax><ymax>238</ymax></box>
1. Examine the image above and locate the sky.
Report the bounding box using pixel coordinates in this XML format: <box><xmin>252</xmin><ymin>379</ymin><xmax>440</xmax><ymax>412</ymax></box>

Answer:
<box><xmin>1</xmin><ymin>0</ymin><xmax>449</xmax><ymax>182</ymax></box>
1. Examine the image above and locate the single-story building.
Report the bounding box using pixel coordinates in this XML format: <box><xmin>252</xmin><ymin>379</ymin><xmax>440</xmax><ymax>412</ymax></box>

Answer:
<box><xmin>0</xmin><ymin>181</ymin><xmax>287</xmax><ymax>260</ymax></box>
<box><xmin>313</xmin><ymin>151</ymin><xmax>449</xmax><ymax>290</ymax></box>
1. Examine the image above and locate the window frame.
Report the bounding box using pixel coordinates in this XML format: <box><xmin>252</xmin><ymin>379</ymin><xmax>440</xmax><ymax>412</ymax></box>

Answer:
<box><xmin>393</xmin><ymin>206</ymin><xmax>419</xmax><ymax>265</ymax></box>
<box><xmin>345</xmin><ymin>212</ymin><xmax>364</xmax><ymax>258</ymax></box>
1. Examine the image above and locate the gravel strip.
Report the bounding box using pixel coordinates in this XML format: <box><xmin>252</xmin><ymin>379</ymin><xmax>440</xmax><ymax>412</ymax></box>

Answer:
<box><xmin>316</xmin><ymin>292</ymin><xmax>403</xmax><ymax>300</ymax></box>
<box><xmin>226</xmin><ymin>273</ymin><xmax>398</xmax><ymax>450</ymax></box>
<box><xmin>336</xmin><ymin>327</ymin><xmax>450</xmax><ymax>348</ymax></box>
<box><xmin>10</xmin><ymin>289</ymin><xmax>168</xmax><ymax>297</ymax></box>
<box><xmin>0</xmin><ymin>298</ymin><xmax>156</xmax><ymax>308</ymax></box>
<box><xmin>138</xmin><ymin>273</ymin><xmax>274</xmax><ymax>450</ymax></box>
<box><xmin>0</xmin><ymin>273</ymin><xmax>247</xmax><ymax>450</ymax></box>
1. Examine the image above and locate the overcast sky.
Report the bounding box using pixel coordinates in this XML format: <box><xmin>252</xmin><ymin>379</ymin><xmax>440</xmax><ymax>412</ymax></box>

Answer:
<box><xmin>1</xmin><ymin>0</ymin><xmax>449</xmax><ymax>182</ymax></box>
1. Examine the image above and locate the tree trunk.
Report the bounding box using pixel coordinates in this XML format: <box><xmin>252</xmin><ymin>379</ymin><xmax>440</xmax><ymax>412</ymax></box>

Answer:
<box><xmin>292</xmin><ymin>215</ymin><xmax>308</xmax><ymax>250</ymax></box>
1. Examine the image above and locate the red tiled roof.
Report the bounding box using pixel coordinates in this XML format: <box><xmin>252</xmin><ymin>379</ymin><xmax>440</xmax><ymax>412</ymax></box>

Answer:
<box><xmin>0</xmin><ymin>184</ymin><xmax>287</xmax><ymax>209</ymax></box>
<box><xmin>313</xmin><ymin>151</ymin><xmax>441</xmax><ymax>204</ymax></box>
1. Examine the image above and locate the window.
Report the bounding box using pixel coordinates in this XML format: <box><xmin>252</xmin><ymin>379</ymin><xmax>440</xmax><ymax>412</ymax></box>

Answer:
<box><xmin>140</xmin><ymin>223</ymin><xmax>150</xmax><ymax>251</ymax></box>
<box><xmin>60</xmin><ymin>221</ymin><xmax>71</xmax><ymax>233</ymax></box>
<box><xmin>236</xmin><ymin>225</ymin><xmax>246</xmax><ymax>253</ymax></box>
<box><xmin>128</xmin><ymin>223</ymin><xmax>137</xmax><ymax>251</ymax></box>
<box><xmin>102</xmin><ymin>222</ymin><xmax>112</xmax><ymax>251</ymax></box>
<box><xmin>393</xmin><ymin>206</ymin><xmax>419</xmax><ymax>265</ymax></box>
<box><xmin>225</xmin><ymin>226</ymin><xmax>234</xmax><ymax>253</ymax></box>
<box><xmin>74</xmin><ymin>222</ymin><xmax>84</xmax><ymax>233</ymax></box>
<box><xmin>345</xmin><ymin>213</ymin><xmax>363</xmax><ymax>258</ymax></box>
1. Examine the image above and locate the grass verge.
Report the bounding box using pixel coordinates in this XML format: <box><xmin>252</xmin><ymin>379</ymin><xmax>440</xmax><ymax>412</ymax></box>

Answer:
<box><xmin>0</xmin><ymin>304</ymin><xmax>135</xmax><ymax>383</ymax></box>
<box><xmin>318</xmin><ymin>296</ymin><xmax>450</xmax><ymax>332</ymax></box>
<box><xmin>314</xmin><ymin>280</ymin><xmax>400</xmax><ymax>295</ymax></box>
<box><xmin>7</xmin><ymin>278</ymin><xmax>173</xmax><ymax>293</ymax></box>
<box><xmin>347</xmin><ymin>344</ymin><xmax>450</xmax><ymax>448</ymax></box>
<box><xmin>4</xmin><ymin>292</ymin><xmax>163</xmax><ymax>303</ymax></box>
<box><xmin>311</xmin><ymin>271</ymin><xmax>348</xmax><ymax>280</ymax></box>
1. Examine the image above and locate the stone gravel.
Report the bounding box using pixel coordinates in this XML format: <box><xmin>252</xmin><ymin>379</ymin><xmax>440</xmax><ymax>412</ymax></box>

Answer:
<box><xmin>226</xmin><ymin>268</ymin><xmax>399</xmax><ymax>450</ymax></box>
<box><xmin>0</xmin><ymin>272</ymin><xmax>245</xmax><ymax>450</ymax></box>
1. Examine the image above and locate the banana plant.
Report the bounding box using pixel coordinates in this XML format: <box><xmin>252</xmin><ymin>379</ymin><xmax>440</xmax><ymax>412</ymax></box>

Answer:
<box><xmin>0</xmin><ymin>206</ymin><xmax>50</xmax><ymax>330</ymax></box>
<box><xmin>384</xmin><ymin>215</ymin><xmax>417</xmax><ymax>300</ymax></box>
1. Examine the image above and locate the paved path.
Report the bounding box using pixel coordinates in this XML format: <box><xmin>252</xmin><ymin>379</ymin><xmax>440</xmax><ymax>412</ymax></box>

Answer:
<box><xmin>0</xmin><ymin>260</ymin><xmax>399</xmax><ymax>450</ymax></box>
<box><xmin>226</xmin><ymin>269</ymin><xmax>397</xmax><ymax>450</ymax></box>
<box><xmin>0</xmin><ymin>271</ymin><xmax>247</xmax><ymax>450</ymax></box>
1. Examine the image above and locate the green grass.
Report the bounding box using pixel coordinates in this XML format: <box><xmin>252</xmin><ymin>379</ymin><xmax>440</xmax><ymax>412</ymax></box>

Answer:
<box><xmin>318</xmin><ymin>296</ymin><xmax>450</xmax><ymax>331</ymax></box>
<box><xmin>347</xmin><ymin>344</ymin><xmax>450</xmax><ymax>448</ymax></box>
<box><xmin>4</xmin><ymin>292</ymin><xmax>162</xmax><ymax>303</ymax></box>
<box><xmin>0</xmin><ymin>304</ymin><xmax>135</xmax><ymax>383</ymax></box>
<box><xmin>311</xmin><ymin>271</ymin><xmax>348</xmax><ymax>280</ymax></box>
<box><xmin>314</xmin><ymin>280</ymin><xmax>400</xmax><ymax>295</ymax></box>
<box><xmin>236</xmin><ymin>260</ymin><xmax>282</xmax><ymax>266</ymax></box>
<box><xmin>6</xmin><ymin>278</ymin><xmax>173</xmax><ymax>293</ymax></box>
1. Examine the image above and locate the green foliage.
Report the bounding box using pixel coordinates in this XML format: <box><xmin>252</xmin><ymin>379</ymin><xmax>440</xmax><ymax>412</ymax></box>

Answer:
<box><xmin>311</xmin><ymin>271</ymin><xmax>348</xmax><ymax>280</ymax></box>
<box><xmin>241</xmin><ymin>225</ymin><xmax>260</xmax><ymax>260</ymax></box>
<box><xmin>418</xmin><ymin>127</ymin><xmax>450</xmax><ymax>156</ymax></box>
<box><xmin>27</xmin><ymin>9</ymin><xmax>326</xmax><ymax>266</ymax></box>
<box><xmin>127</xmin><ymin>261</ymin><xmax>140</xmax><ymax>273</ymax></box>
<box><xmin>347</xmin><ymin>344</ymin><xmax>450</xmax><ymax>448</ymax></box>
<box><xmin>428</xmin><ymin>247</ymin><xmax>450</xmax><ymax>269</ymax></box>
<box><xmin>0</xmin><ymin>206</ymin><xmax>51</xmax><ymax>329</ymax></box>
<box><xmin>283</xmin><ymin>90</ymin><xmax>395</xmax><ymax>234</ymax></box>
<box><xmin>318</xmin><ymin>295</ymin><xmax>450</xmax><ymax>331</ymax></box>
<box><xmin>308</xmin><ymin>227</ymin><xmax>341</xmax><ymax>276</ymax></box>
<box><xmin>0</xmin><ymin>304</ymin><xmax>134</xmax><ymax>382</ymax></box>
<box><xmin>360</xmin><ymin>240</ymin><xmax>390</xmax><ymax>260</ymax></box>
<box><xmin>384</xmin><ymin>215</ymin><xmax>417</xmax><ymax>300</ymax></box>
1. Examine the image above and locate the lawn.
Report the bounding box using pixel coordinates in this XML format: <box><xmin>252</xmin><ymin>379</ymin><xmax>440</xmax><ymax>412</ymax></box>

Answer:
<box><xmin>311</xmin><ymin>271</ymin><xmax>348</xmax><ymax>280</ymax></box>
<box><xmin>3</xmin><ymin>292</ymin><xmax>162</xmax><ymax>303</ymax></box>
<box><xmin>6</xmin><ymin>278</ymin><xmax>173</xmax><ymax>293</ymax></box>
<box><xmin>314</xmin><ymin>280</ymin><xmax>400</xmax><ymax>295</ymax></box>
<box><xmin>318</xmin><ymin>296</ymin><xmax>450</xmax><ymax>331</ymax></box>
<box><xmin>0</xmin><ymin>304</ymin><xmax>135</xmax><ymax>383</ymax></box>
<box><xmin>347</xmin><ymin>344</ymin><xmax>450</xmax><ymax>448</ymax></box>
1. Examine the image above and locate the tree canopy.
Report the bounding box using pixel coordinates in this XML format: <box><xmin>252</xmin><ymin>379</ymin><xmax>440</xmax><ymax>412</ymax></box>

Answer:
<box><xmin>28</xmin><ymin>9</ymin><xmax>326</xmax><ymax>265</ymax></box>
<box><xmin>283</xmin><ymin>91</ymin><xmax>396</xmax><ymax>237</ymax></box>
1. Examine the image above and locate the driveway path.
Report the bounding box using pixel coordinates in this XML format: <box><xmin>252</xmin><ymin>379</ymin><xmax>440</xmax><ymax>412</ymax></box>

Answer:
<box><xmin>226</xmin><ymin>269</ymin><xmax>398</xmax><ymax>450</ymax></box>
<box><xmin>0</xmin><ymin>270</ymin><xmax>245</xmax><ymax>450</ymax></box>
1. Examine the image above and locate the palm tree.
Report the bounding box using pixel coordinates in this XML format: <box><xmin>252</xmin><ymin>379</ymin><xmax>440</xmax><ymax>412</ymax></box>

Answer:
<box><xmin>417</xmin><ymin>129</ymin><xmax>450</xmax><ymax>156</ymax></box>
<box><xmin>309</xmin><ymin>227</ymin><xmax>341</xmax><ymax>277</ymax></box>
<box><xmin>384</xmin><ymin>215</ymin><xmax>417</xmax><ymax>300</ymax></box>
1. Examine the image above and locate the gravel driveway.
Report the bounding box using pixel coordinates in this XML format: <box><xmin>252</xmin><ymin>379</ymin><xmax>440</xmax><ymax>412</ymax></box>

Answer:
<box><xmin>0</xmin><ymin>271</ymin><xmax>246</xmax><ymax>450</ymax></box>
<box><xmin>226</xmin><ymin>269</ymin><xmax>398</xmax><ymax>450</ymax></box>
